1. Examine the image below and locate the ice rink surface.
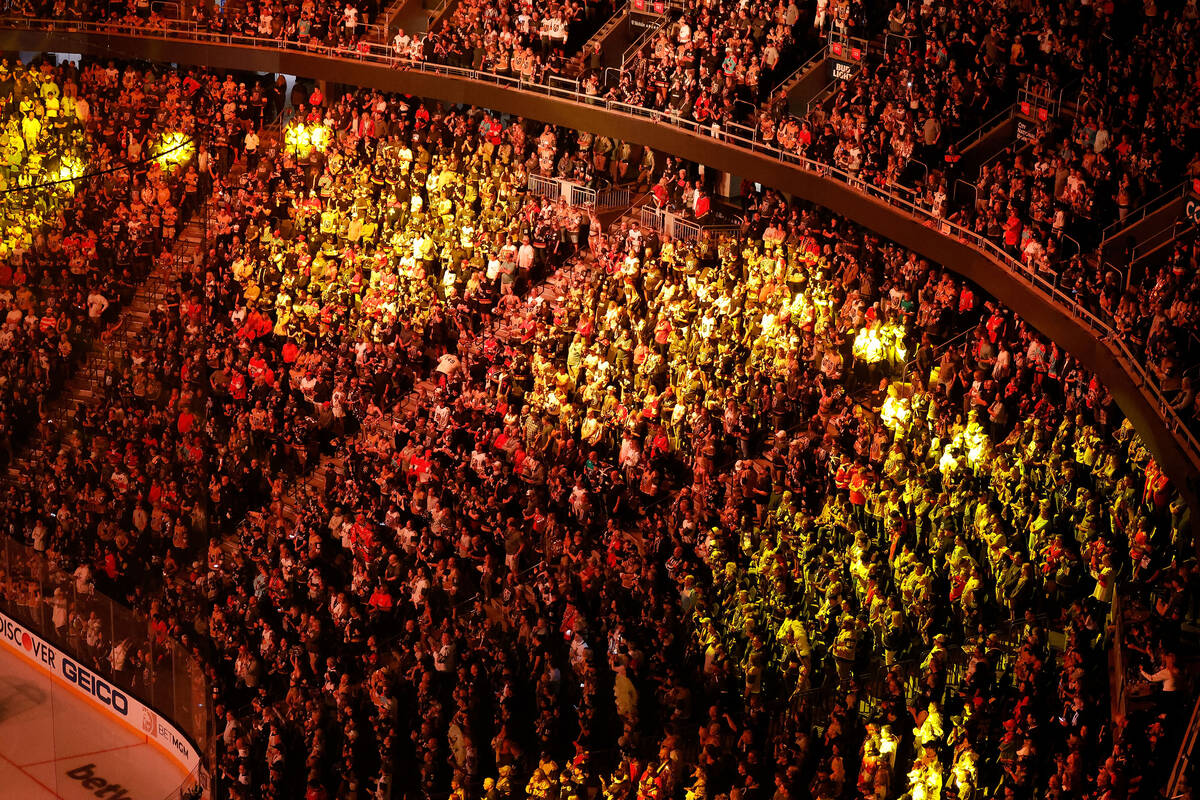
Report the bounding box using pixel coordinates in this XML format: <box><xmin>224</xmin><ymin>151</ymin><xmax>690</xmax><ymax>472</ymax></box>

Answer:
<box><xmin>0</xmin><ymin>646</ymin><xmax>190</xmax><ymax>799</ymax></box>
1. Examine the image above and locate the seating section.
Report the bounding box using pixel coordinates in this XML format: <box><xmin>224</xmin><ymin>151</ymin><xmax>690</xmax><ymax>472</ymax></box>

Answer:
<box><xmin>0</xmin><ymin>0</ymin><xmax>1199</xmax><ymax>791</ymax></box>
<box><xmin>0</xmin><ymin>59</ymin><xmax>198</xmax><ymax>465</ymax></box>
<box><xmin>610</xmin><ymin>0</ymin><xmax>811</xmax><ymax>122</ymax></box>
<box><xmin>0</xmin><ymin>68</ymin><xmax>1189</xmax><ymax>800</ymax></box>
<box><xmin>10</xmin><ymin>0</ymin><xmax>1200</xmax><ymax>436</ymax></box>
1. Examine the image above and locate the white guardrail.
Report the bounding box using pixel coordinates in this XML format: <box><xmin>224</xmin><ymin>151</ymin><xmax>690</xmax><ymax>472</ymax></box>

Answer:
<box><xmin>527</xmin><ymin>174</ymin><xmax>634</xmax><ymax>209</ymax></box>
<box><xmin>638</xmin><ymin>205</ymin><xmax>740</xmax><ymax>242</ymax></box>
<box><xmin>3</xmin><ymin>15</ymin><xmax>1198</xmax><ymax>470</ymax></box>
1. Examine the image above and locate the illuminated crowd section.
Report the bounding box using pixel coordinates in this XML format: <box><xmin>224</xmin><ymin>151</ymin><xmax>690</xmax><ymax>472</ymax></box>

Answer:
<box><xmin>0</xmin><ymin>65</ymin><xmax>196</xmax><ymax>261</ymax></box>
<box><xmin>153</xmin><ymin>130</ymin><xmax>195</xmax><ymax>171</ymax></box>
<box><xmin>0</xmin><ymin>61</ymin><xmax>1188</xmax><ymax>800</ymax></box>
<box><xmin>283</xmin><ymin>118</ymin><xmax>332</xmax><ymax>158</ymax></box>
<box><xmin>0</xmin><ymin>68</ymin><xmax>89</xmax><ymax>258</ymax></box>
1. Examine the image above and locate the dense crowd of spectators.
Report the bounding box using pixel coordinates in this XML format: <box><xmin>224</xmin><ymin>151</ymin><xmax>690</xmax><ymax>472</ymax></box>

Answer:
<box><xmin>426</xmin><ymin>0</ymin><xmax>614</xmax><ymax>78</ymax></box>
<box><xmin>0</xmin><ymin>67</ymin><xmax>1192</xmax><ymax>800</ymax></box>
<box><xmin>14</xmin><ymin>0</ymin><xmax>383</xmax><ymax>48</ymax></box>
<box><xmin>758</xmin><ymin>29</ymin><xmax>1001</xmax><ymax>198</ymax></box>
<box><xmin>193</xmin><ymin>0</ymin><xmax>380</xmax><ymax>48</ymax></box>
<box><xmin>76</xmin><ymin>0</ymin><xmax>1191</xmax><ymax>424</ymax></box>
<box><xmin>608</xmin><ymin>0</ymin><xmax>810</xmax><ymax>124</ymax></box>
<box><xmin>964</xmin><ymin>0</ymin><xmax>1199</xmax><ymax>238</ymax></box>
<box><xmin>1</xmin><ymin>0</ymin><xmax>1200</xmax><ymax>786</ymax></box>
<box><xmin>741</xmin><ymin>0</ymin><xmax>1200</xmax><ymax>434</ymax></box>
<box><xmin>0</xmin><ymin>57</ymin><xmax>207</xmax><ymax>464</ymax></box>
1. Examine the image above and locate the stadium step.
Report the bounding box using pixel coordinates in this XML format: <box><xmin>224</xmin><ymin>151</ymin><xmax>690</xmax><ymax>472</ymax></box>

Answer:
<box><xmin>377</xmin><ymin>0</ymin><xmax>419</xmax><ymax>38</ymax></box>
<box><xmin>952</xmin><ymin>105</ymin><xmax>1019</xmax><ymax>181</ymax></box>
<box><xmin>569</xmin><ymin>3</ymin><xmax>632</xmax><ymax>75</ymax></box>
<box><xmin>1</xmin><ymin>212</ymin><xmax>207</xmax><ymax>489</ymax></box>
<box><xmin>425</xmin><ymin>0</ymin><xmax>462</xmax><ymax>32</ymax></box>
<box><xmin>1098</xmin><ymin>182</ymin><xmax>1190</xmax><ymax>261</ymax></box>
<box><xmin>771</xmin><ymin>47</ymin><xmax>830</xmax><ymax>117</ymax></box>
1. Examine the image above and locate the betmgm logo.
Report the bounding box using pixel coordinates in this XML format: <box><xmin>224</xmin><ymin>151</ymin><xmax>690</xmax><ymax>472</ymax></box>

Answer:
<box><xmin>65</xmin><ymin>763</ymin><xmax>137</xmax><ymax>798</ymax></box>
<box><xmin>143</xmin><ymin>708</ymin><xmax>192</xmax><ymax>761</ymax></box>
<box><xmin>0</xmin><ymin>616</ymin><xmax>130</xmax><ymax>715</ymax></box>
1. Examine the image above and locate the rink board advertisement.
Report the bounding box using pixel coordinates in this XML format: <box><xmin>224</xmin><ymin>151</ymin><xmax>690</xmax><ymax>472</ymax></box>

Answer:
<box><xmin>0</xmin><ymin>609</ymin><xmax>201</xmax><ymax>773</ymax></box>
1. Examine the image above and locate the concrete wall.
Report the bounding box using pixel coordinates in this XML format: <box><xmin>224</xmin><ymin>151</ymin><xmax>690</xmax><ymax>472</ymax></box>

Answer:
<box><xmin>5</xmin><ymin>26</ymin><xmax>1196</xmax><ymax>523</ymax></box>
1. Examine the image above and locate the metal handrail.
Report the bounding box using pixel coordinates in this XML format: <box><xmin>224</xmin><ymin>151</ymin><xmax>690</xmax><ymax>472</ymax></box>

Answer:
<box><xmin>805</xmin><ymin>77</ymin><xmax>839</xmax><ymax>116</ymax></box>
<box><xmin>882</xmin><ymin>30</ymin><xmax>917</xmax><ymax>53</ymax></box>
<box><xmin>953</xmin><ymin>178</ymin><xmax>978</xmax><ymax>208</ymax></box>
<box><xmin>527</xmin><ymin>173</ymin><xmax>563</xmax><ymax>200</ymax></box>
<box><xmin>769</xmin><ymin>44</ymin><xmax>827</xmax><ymax>96</ymax></box>
<box><xmin>725</xmin><ymin>120</ymin><xmax>757</xmax><ymax>141</ymax></box>
<box><xmin>1096</xmin><ymin>259</ymin><xmax>1128</xmax><ymax>294</ymax></box>
<box><xmin>1130</xmin><ymin>219</ymin><xmax>1194</xmax><ymax>264</ymax></box>
<box><xmin>150</xmin><ymin>0</ymin><xmax>180</xmax><ymax>18</ymax></box>
<box><xmin>1101</xmin><ymin>180</ymin><xmax>1189</xmax><ymax>243</ymax></box>
<box><xmin>825</xmin><ymin>29</ymin><xmax>869</xmax><ymax>53</ymax></box>
<box><xmin>1016</xmin><ymin>84</ymin><xmax>1062</xmax><ymax>117</ymax></box>
<box><xmin>1059</xmin><ymin>233</ymin><xmax>1081</xmax><ymax>259</ymax></box>
<box><xmin>576</xmin><ymin>2</ymin><xmax>630</xmax><ymax>65</ymax></box>
<box><xmin>1167</xmin><ymin>692</ymin><xmax>1200</xmax><ymax>798</ymax></box>
<box><xmin>977</xmin><ymin>136</ymin><xmax>1032</xmax><ymax>173</ymax></box>
<box><xmin>528</xmin><ymin>174</ymin><xmax>634</xmax><ymax>209</ymax></box>
<box><xmin>952</xmin><ymin>103</ymin><xmax>1014</xmax><ymax>152</ymax></box>
<box><xmin>640</xmin><ymin>204</ymin><xmax>736</xmax><ymax>240</ymax></box>
<box><xmin>547</xmin><ymin>73</ymin><xmax>581</xmax><ymax>92</ymax></box>
<box><xmin>620</xmin><ymin>8</ymin><xmax>670</xmax><ymax>67</ymax></box>
<box><xmin>639</xmin><ymin>204</ymin><xmax>664</xmax><ymax>230</ymax></box>
<box><xmin>567</xmin><ymin>183</ymin><xmax>598</xmax><ymax>207</ymax></box>
<box><xmin>907</xmin><ymin>157</ymin><xmax>928</xmax><ymax>185</ymax></box>
<box><xmin>378</xmin><ymin>0</ymin><xmax>409</xmax><ymax>38</ymax></box>
<box><xmin>2</xmin><ymin>15</ymin><xmax>1197</xmax><ymax>467</ymax></box>
<box><xmin>595</xmin><ymin>184</ymin><xmax>634</xmax><ymax>208</ymax></box>
<box><xmin>426</xmin><ymin>0</ymin><xmax>453</xmax><ymax>26</ymax></box>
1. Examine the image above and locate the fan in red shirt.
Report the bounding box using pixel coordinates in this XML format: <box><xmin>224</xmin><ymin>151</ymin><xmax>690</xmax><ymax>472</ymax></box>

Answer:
<box><xmin>228</xmin><ymin>370</ymin><xmax>248</xmax><ymax>401</ymax></box>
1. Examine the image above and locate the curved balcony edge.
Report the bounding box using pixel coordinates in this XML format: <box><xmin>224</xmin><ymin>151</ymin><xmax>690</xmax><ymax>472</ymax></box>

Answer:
<box><xmin>3</xmin><ymin>24</ymin><xmax>1197</xmax><ymax>529</ymax></box>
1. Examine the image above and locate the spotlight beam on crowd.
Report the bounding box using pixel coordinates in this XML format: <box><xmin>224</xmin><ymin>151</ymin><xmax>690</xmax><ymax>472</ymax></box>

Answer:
<box><xmin>0</xmin><ymin>131</ymin><xmax>198</xmax><ymax>198</ymax></box>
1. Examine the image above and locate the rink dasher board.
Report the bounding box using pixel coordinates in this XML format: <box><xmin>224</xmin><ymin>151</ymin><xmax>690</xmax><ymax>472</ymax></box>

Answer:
<box><xmin>0</xmin><ymin>610</ymin><xmax>200</xmax><ymax>774</ymax></box>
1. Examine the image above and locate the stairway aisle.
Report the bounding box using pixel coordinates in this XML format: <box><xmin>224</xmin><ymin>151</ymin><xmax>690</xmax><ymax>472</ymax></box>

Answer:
<box><xmin>4</xmin><ymin>219</ymin><xmax>206</xmax><ymax>485</ymax></box>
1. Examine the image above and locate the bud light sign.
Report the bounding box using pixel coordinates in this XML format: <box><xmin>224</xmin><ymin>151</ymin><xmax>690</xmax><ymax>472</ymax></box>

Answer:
<box><xmin>832</xmin><ymin>60</ymin><xmax>854</xmax><ymax>81</ymax></box>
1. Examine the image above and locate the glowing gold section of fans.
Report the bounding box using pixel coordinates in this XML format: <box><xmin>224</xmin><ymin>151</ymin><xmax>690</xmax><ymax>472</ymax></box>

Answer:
<box><xmin>284</xmin><ymin>121</ymin><xmax>332</xmax><ymax>158</ymax></box>
<box><xmin>0</xmin><ymin>142</ymin><xmax>88</xmax><ymax>259</ymax></box>
<box><xmin>154</xmin><ymin>131</ymin><xmax>195</xmax><ymax>171</ymax></box>
<box><xmin>56</xmin><ymin>154</ymin><xmax>86</xmax><ymax>188</ymax></box>
<box><xmin>852</xmin><ymin>321</ymin><xmax>907</xmax><ymax>363</ymax></box>
<box><xmin>879</xmin><ymin>392</ymin><xmax>911</xmax><ymax>432</ymax></box>
<box><xmin>938</xmin><ymin>413</ymin><xmax>991</xmax><ymax>472</ymax></box>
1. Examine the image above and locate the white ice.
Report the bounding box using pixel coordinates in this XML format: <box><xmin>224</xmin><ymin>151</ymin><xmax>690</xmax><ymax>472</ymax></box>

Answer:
<box><xmin>0</xmin><ymin>646</ymin><xmax>191</xmax><ymax>800</ymax></box>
